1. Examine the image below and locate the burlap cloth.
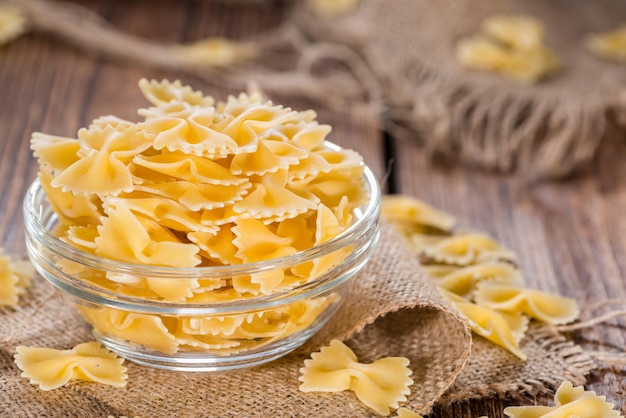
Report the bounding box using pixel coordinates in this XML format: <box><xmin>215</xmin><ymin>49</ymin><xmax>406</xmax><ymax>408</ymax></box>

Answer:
<box><xmin>297</xmin><ymin>0</ymin><xmax>626</xmax><ymax>179</ymax></box>
<box><xmin>0</xmin><ymin>223</ymin><xmax>593</xmax><ymax>417</ymax></box>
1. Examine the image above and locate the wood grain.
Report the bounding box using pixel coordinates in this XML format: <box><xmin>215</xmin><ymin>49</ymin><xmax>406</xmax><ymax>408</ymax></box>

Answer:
<box><xmin>0</xmin><ymin>0</ymin><xmax>623</xmax><ymax>416</ymax></box>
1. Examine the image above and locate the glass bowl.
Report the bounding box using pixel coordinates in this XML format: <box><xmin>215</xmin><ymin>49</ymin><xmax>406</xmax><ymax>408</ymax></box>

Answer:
<box><xmin>23</xmin><ymin>165</ymin><xmax>380</xmax><ymax>372</ymax></box>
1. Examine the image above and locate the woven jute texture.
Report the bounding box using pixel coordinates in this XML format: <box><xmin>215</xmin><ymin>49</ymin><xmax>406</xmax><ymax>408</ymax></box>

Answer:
<box><xmin>299</xmin><ymin>0</ymin><xmax>626</xmax><ymax>179</ymax></box>
<box><xmin>0</xmin><ymin>223</ymin><xmax>593</xmax><ymax>417</ymax></box>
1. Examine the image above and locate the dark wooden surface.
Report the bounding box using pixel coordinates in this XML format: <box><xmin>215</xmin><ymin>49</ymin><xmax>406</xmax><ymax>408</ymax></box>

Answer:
<box><xmin>0</xmin><ymin>1</ymin><xmax>624</xmax><ymax>416</ymax></box>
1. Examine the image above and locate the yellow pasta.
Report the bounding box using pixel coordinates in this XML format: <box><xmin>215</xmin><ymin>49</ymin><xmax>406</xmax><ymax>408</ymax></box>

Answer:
<box><xmin>504</xmin><ymin>381</ymin><xmax>622</xmax><ymax>417</ymax></box>
<box><xmin>394</xmin><ymin>408</ymin><xmax>423</xmax><ymax>418</ymax></box>
<box><xmin>80</xmin><ymin>306</ymin><xmax>178</xmax><ymax>354</ymax></box>
<box><xmin>31</xmin><ymin>78</ymin><xmax>370</xmax><ymax>355</ymax></box>
<box><xmin>174</xmin><ymin>37</ymin><xmax>257</xmax><ymax>67</ymax></box>
<box><xmin>139</xmin><ymin>78</ymin><xmax>215</xmax><ymax>107</ymax></box>
<box><xmin>439</xmin><ymin>289</ymin><xmax>527</xmax><ymax>361</ymax></box>
<box><xmin>586</xmin><ymin>25</ymin><xmax>626</xmax><ymax>63</ymax></box>
<box><xmin>299</xmin><ymin>339</ymin><xmax>413</xmax><ymax>417</ymax></box>
<box><xmin>430</xmin><ymin>262</ymin><xmax>523</xmax><ymax>299</ymax></box>
<box><xmin>381</xmin><ymin>195</ymin><xmax>457</xmax><ymax>234</ymax></box>
<box><xmin>473</xmin><ymin>283</ymin><xmax>580</xmax><ymax>325</ymax></box>
<box><xmin>420</xmin><ymin>233</ymin><xmax>517</xmax><ymax>266</ymax></box>
<box><xmin>0</xmin><ymin>248</ymin><xmax>34</xmax><ymax>306</ymax></box>
<box><xmin>0</xmin><ymin>6</ymin><xmax>28</xmax><ymax>46</ymax></box>
<box><xmin>53</xmin><ymin>125</ymin><xmax>153</xmax><ymax>197</ymax></box>
<box><xmin>14</xmin><ymin>342</ymin><xmax>127</xmax><ymax>391</ymax></box>
<box><xmin>456</xmin><ymin>15</ymin><xmax>561</xmax><ymax>84</ymax></box>
<box><xmin>95</xmin><ymin>202</ymin><xmax>201</xmax><ymax>267</ymax></box>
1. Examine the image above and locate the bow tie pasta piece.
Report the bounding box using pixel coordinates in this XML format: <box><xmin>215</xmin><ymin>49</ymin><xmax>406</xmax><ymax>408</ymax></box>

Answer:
<box><xmin>504</xmin><ymin>381</ymin><xmax>623</xmax><ymax>417</ymax></box>
<box><xmin>38</xmin><ymin>169</ymin><xmax>103</xmax><ymax>226</ymax></box>
<box><xmin>51</xmin><ymin>125</ymin><xmax>153</xmax><ymax>197</ymax></box>
<box><xmin>433</xmin><ymin>262</ymin><xmax>524</xmax><ymax>299</ymax></box>
<box><xmin>132</xmin><ymin>152</ymin><xmax>246</xmax><ymax>186</ymax></box>
<box><xmin>95</xmin><ymin>202</ymin><xmax>201</xmax><ymax>267</ymax></box>
<box><xmin>394</xmin><ymin>408</ymin><xmax>423</xmax><ymax>418</ymax></box>
<box><xmin>30</xmin><ymin>132</ymin><xmax>81</xmax><ymax>172</ymax></box>
<box><xmin>299</xmin><ymin>340</ymin><xmax>413</xmax><ymax>417</ymax></box>
<box><xmin>110</xmin><ymin>195</ymin><xmax>218</xmax><ymax>234</ymax></box>
<box><xmin>139</xmin><ymin>78</ymin><xmax>216</xmax><ymax>107</ymax></box>
<box><xmin>65</xmin><ymin>224</ymin><xmax>99</xmax><ymax>251</ymax></box>
<box><xmin>144</xmin><ymin>109</ymin><xmax>252</xmax><ymax>158</ymax></box>
<box><xmin>188</xmin><ymin>227</ymin><xmax>240</xmax><ymax>265</ymax></box>
<box><xmin>134</xmin><ymin>180</ymin><xmax>251</xmax><ymax>212</ymax></box>
<box><xmin>381</xmin><ymin>194</ymin><xmax>457</xmax><ymax>234</ymax></box>
<box><xmin>473</xmin><ymin>283</ymin><xmax>580</xmax><ymax>325</ymax></box>
<box><xmin>420</xmin><ymin>233</ymin><xmax>517</xmax><ymax>266</ymax></box>
<box><xmin>14</xmin><ymin>342</ymin><xmax>127</xmax><ymax>391</ymax></box>
<box><xmin>585</xmin><ymin>25</ymin><xmax>626</xmax><ymax>63</ymax></box>
<box><xmin>287</xmin><ymin>150</ymin><xmax>332</xmax><ymax>182</ymax></box>
<box><xmin>440</xmin><ymin>288</ymin><xmax>528</xmax><ymax>360</ymax></box>
<box><xmin>233</xmin><ymin>182</ymin><xmax>319</xmax><ymax>223</ymax></box>
<box><xmin>274</xmin><ymin>119</ymin><xmax>331</xmax><ymax>151</ymax></box>
<box><xmin>232</xmin><ymin>218</ymin><xmax>297</xmax><ymax>263</ymax></box>
<box><xmin>80</xmin><ymin>306</ymin><xmax>178</xmax><ymax>354</ymax></box>
<box><xmin>0</xmin><ymin>248</ymin><xmax>34</xmax><ymax>306</ymax></box>
<box><xmin>230</xmin><ymin>139</ymin><xmax>309</xmax><ymax>176</ymax></box>
<box><xmin>481</xmin><ymin>15</ymin><xmax>544</xmax><ymax>50</ymax></box>
<box><xmin>456</xmin><ymin>15</ymin><xmax>561</xmax><ymax>84</ymax></box>
<box><xmin>88</xmin><ymin>115</ymin><xmax>135</xmax><ymax>131</ymax></box>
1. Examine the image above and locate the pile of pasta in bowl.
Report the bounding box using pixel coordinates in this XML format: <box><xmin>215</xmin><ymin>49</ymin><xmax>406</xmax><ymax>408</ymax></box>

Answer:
<box><xmin>23</xmin><ymin>79</ymin><xmax>381</xmax><ymax>371</ymax></box>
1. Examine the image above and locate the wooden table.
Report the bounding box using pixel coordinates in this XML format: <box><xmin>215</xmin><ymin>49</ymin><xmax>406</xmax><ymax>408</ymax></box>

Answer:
<box><xmin>1</xmin><ymin>0</ymin><xmax>624</xmax><ymax>416</ymax></box>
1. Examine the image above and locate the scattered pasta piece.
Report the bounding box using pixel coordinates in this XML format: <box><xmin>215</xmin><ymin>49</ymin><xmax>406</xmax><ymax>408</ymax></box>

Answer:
<box><xmin>14</xmin><ymin>342</ymin><xmax>127</xmax><ymax>391</ymax></box>
<box><xmin>504</xmin><ymin>381</ymin><xmax>623</xmax><ymax>417</ymax></box>
<box><xmin>0</xmin><ymin>6</ymin><xmax>28</xmax><ymax>46</ymax></box>
<box><xmin>456</xmin><ymin>15</ymin><xmax>561</xmax><ymax>84</ymax></box>
<box><xmin>308</xmin><ymin>0</ymin><xmax>361</xmax><ymax>16</ymax></box>
<box><xmin>439</xmin><ymin>289</ymin><xmax>527</xmax><ymax>361</ymax></box>
<box><xmin>394</xmin><ymin>408</ymin><xmax>423</xmax><ymax>418</ymax></box>
<box><xmin>586</xmin><ymin>25</ymin><xmax>626</xmax><ymax>63</ymax></box>
<box><xmin>381</xmin><ymin>194</ymin><xmax>581</xmax><ymax>361</ymax></box>
<box><xmin>420</xmin><ymin>233</ymin><xmax>516</xmax><ymax>266</ymax></box>
<box><xmin>174</xmin><ymin>37</ymin><xmax>257</xmax><ymax>67</ymax></box>
<box><xmin>0</xmin><ymin>248</ymin><xmax>34</xmax><ymax>306</ymax></box>
<box><xmin>299</xmin><ymin>339</ymin><xmax>413</xmax><ymax>416</ymax></box>
<box><xmin>431</xmin><ymin>262</ymin><xmax>523</xmax><ymax>299</ymax></box>
<box><xmin>381</xmin><ymin>194</ymin><xmax>456</xmax><ymax>234</ymax></box>
<box><xmin>474</xmin><ymin>283</ymin><xmax>580</xmax><ymax>325</ymax></box>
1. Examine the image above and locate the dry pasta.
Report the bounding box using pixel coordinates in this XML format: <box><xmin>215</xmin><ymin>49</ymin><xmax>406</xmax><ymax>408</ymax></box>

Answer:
<box><xmin>0</xmin><ymin>248</ymin><xmax>34</xmax><ymax>306</ymax></box>
<box><xmin>14</xmin><ymin>342</ymin><xmax>127</xmax><ymax>391</ymax></box>
<box><xmin>381</xmin><ymin>194</ymin><xmax>582</xmax><ymax>362</ymax></box>
<box><xmin>394</xmin><ymin>408</ymin><xmax>423</xmax><ymax>418</ymax></box>
<box><xmin>0</xmin><ymin>6</ymin><xmax>28</xmax><ymax>46</ymax></box>
<box><xmin>30</xmin><ymin>78</ymin><xmax>367</xmax><ymax>356</ymax></box>
<box><xmin>504</xmin><ymin>381</ymin><xmax>623</xmax><ymax>417</ymax></box>
<box><xmin>586</xmin><ymin>25</ymin><xmax>626</xmax><ymax>63</ymax></box>
<box><xmin>456</xmin><ymin>15</ymin><xmax>561</xmax><ymax>84</ymax></box>
<box><xmin>439</xmin><ymin>288</ymin><xmax>527</xmax><ymax>361</ymax></box>
<box><xmin>299</xmin><ymin>339</ymin><xmax>413</xmax><ymax>417</ymax></box>
<box><xmin>474</xmin><ymin>283</ymin><xmax>580</xmax><ymax>325</ymax></box>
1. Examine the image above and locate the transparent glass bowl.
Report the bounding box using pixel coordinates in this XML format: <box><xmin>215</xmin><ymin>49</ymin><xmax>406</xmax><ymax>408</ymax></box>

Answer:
<box><xmin>23</xmin><ymin>166</ymin><xmax>380</xmax><ymax>371</ymax></box>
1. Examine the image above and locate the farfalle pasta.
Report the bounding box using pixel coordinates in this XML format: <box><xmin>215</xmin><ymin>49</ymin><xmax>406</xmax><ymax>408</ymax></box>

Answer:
<box><xmin>299</xmin><ymin>339</ymin><xmax>413</xmax><ymax>417</ymax></box>
<box><xmin>14</xmin><ymin>342</ymin><xmax>127</xmax><ymax>390</ymax></box>
<box><xmin>474</xmin><ymin>283</ymin><xmax>580</xmax><ymax>325</ymax></box>
<box><xmin>456</xmin><ymin>15</ymin><xmax>561</xmax><ymax>84</ymax></box>
<box><xmin>30</xmin><ymin>78</ymin><xmax>370</xmax><ymax>357</ymax></box>
<box><xmin>0</xmin><ymin>248</ymin><xmax>34</xmax><ymax>306</ymax></box>
<box><xmin>586</xmin><ymin>25</ymin><xmax>626</xmax><ymax>63</ymax></box>
<box><xmin>381</xmin><ymin>194</ymin><xmax>581</xmax><ymax>361</ymax></box>
<box><xmin>504</xmin><ymin>381</ymin><xmax>623</xmax><ymax>417</ymax></box>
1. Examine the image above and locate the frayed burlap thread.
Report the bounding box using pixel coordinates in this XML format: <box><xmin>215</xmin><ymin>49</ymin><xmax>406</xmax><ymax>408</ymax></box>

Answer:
<box><xmin>0</xmin><ymin>223</ymin><xmax>595</xmax><ymax>417</ymax></box>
